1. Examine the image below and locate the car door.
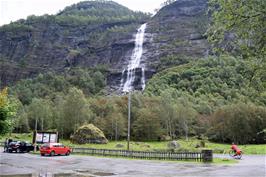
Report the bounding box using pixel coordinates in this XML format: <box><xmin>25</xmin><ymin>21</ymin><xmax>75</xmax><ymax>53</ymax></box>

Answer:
<box><xmin>59</xmin><ymin>144</ymin><xmax>66</xmax><ymax>154</ymax></box>
<box><xmin>53</xmin><ymin>144</ymin><xmax>59</xmax><ymax>154</ymax></box>
<box><xmin>26</xmin><ymin>143</ymin><xmax>34</xmax><ymax>152</ymax></box>
<box><xmin>61</xmin><ymin>144</ymin><xmax>68</xmax><ymax>154</ymax></box>
<box><xmin>19</xmin><ymin>142</ymin><xmax>26</xmax><ymax>152</ymax></box>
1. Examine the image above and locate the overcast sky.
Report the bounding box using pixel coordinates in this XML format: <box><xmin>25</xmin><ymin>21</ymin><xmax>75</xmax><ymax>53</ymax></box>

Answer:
<box><xmin>0</xmin><ymin>0</ymin><xmax>166</xmax><ymax>26</ymax></box>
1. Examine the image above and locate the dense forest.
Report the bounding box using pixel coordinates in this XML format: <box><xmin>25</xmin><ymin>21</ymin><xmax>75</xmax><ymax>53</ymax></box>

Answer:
<box><xmin>0</xmin><ymin>0</ymin><xmax>265</xmax><ymax>144</ymax></box>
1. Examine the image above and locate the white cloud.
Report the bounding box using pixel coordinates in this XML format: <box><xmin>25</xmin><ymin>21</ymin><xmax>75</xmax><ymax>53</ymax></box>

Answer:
<box><xmin>0</xmin><ymin>0</ymin><xmax>166</xmax><ymax>26</ymax></box>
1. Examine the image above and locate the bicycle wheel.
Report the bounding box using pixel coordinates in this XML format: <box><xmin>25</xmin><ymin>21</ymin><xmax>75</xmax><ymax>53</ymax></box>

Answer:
<box><xmin>229</xmin><ymin>150</ymin><xmax>235</xmax><ymax>157</ymax></box>
<box><xmin>235</xmin><ymin>152</ymin><xmax>242</xmax><ymax>159</ymax></box>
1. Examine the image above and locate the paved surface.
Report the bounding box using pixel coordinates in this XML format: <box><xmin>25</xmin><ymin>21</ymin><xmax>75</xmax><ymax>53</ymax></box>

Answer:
<box><xmin>0</xmin><ymin>148</ymin><xmax>265</xmax><ymax>177</ymax></box>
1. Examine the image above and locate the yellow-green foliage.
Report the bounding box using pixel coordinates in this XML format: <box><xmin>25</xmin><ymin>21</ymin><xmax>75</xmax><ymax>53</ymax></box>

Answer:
<box><xmin>0</xmin><ymin>88</ymin><xmax>14</xmax><ymax>134</ymax></box>
<box><xmin>71</xmin><ymin>124</ymin><xmax>108</xmax><ymax>144</ymax></box>
<box><xmin>0</xmin><ymin>88</ymin><xmax>8</xmax><ymax>107</ymax></box>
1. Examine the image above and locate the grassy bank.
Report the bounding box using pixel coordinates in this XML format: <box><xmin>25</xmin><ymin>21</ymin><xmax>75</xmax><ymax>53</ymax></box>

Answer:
<box><xmin>1</xmin><ymin>133</ymin><xmax>265</xmax><ymax>154</ymax></box>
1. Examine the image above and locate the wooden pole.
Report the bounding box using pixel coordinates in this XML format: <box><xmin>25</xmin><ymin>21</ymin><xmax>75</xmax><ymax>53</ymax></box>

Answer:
<box><xmin>127</xmin><ymin>91</ymin><xmax>131</xmax><ymax>151</ymax></box>
<box><xmin>34</xmin><ymin>118</ymin><xmax>38</xmax><ymax>152</ymax></box>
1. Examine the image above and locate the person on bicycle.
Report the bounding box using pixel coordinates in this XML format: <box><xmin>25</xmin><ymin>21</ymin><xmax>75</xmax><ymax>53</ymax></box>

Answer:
<box><xmin>231</xmin><ymin>142</ymin><xmax>241</xmax><ymax>156</ymax></box>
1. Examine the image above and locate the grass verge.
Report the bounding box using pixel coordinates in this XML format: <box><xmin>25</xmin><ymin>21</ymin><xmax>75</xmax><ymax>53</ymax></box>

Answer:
<box><xmin>1</xmin><ymin>133</ymin><xmax>265</xmax><ymax>155</ymax></box>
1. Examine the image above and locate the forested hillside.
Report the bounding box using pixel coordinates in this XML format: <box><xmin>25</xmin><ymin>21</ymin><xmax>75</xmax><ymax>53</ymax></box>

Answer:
<box><xmin>0</xmin><ymin>0</ymin><xmax>265</xmax><ymax>144</ymax></box>
<box><xmin>146</xmin><ymin>56</ymin><xmax>265</xmax><ymax>108</ymax></box>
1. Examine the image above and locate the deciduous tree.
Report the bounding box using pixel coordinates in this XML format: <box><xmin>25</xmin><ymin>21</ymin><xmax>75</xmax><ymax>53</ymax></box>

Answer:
<box><xmin>208</xmin><ymin>0</ymin><xmax>266</xmax><ymax>59</ymax></box>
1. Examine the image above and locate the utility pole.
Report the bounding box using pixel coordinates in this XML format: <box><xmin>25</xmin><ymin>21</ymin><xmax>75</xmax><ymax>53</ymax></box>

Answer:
<box><xmin>127</xmin><ymin>91</ymin><xmax>131</xmax><ymax>151</ymax></box>
<box><xmin>9</xmin><ymin>115</ymin><xmax>13</xmax><ymax>136</ymax></box>
<box><xmin>115</xmin><ymin>118</ymin><xmax>118</xmax><ymax>141</ymax></box>
<box><xmin>34</xmin><ymin>118</ymin><xmax>38</xmax><ymax>152</ymax></box>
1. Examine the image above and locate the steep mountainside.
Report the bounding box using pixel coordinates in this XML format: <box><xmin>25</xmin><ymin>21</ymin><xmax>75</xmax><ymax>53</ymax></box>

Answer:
<box><xmin>0</xmin><ymin>0</ymin><xmax>209</xmax><ymax>91</ymax></box>
<box><xmin>0</xmin><ymin>1</ymin><xmax>149</xmax><ymax>87</ymax></box>
<box><xmin>108</xmin><ymin>0</ymin><xmax>210</xmax><ymax>90</ymax></box>
<box><xmin>144</xmin><ymin>0</ymin><xmax>209</xmax><ymax>71</ymax></box>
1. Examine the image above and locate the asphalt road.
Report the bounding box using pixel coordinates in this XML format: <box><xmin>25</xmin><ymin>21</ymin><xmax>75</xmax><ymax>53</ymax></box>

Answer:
<box><xmin>0</xmin><ymin>148</ymin><xmax>265</xmax><ymax>177</ymax></box>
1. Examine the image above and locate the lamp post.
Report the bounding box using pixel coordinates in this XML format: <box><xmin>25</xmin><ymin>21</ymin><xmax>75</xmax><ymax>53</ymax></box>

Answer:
<box><xmin>127</xmin><ymin>91</ymin><xmax>131</xmax><ymax>151</ymax></box>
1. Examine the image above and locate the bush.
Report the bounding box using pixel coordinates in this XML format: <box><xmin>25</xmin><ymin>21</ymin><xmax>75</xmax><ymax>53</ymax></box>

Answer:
<box><xmin>71</xmin><ymin>124</ymin><xmax>108</xmax><ymax>144</ymax></box>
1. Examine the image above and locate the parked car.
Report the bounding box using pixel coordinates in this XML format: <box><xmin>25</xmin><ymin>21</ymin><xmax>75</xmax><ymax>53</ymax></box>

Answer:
<box><xmin>7</xmin><ymin>141</ymin><xmax>34</xmax><ymax>153</ymax></box>
<box><xmin>40</xmin><ymin>143</ymin><xmax>71</xmax><ymax>156</ymax></box>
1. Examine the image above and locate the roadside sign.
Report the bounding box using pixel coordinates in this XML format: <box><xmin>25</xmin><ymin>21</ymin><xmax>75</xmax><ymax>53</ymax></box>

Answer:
<box><xmin>33</xmin><ymin>131</ymin><xmax>59</xmax><ymax>144</ymax></box>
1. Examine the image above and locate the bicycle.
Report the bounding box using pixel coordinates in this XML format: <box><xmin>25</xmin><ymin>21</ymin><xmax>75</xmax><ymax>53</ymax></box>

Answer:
<box><xmin>229</xmin><ymin>150</ymin><xmax>242</xmax><ymax>159</ymax></box>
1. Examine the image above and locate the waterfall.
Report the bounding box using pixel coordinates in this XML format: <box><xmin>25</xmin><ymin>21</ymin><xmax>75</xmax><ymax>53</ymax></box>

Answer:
<box><xmin>120</xmin><ymin>23</ymin><xmax>147</xmax><ymax>92</ymax></box>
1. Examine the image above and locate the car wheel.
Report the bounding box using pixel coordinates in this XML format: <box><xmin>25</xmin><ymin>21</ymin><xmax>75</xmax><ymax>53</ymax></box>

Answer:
<box><xmin>50</xmin><ymin>151</ymin><xmax>55</xmax><ymax>156</ymax></box>
<box><xmin>65</xmin><ymin>151</ymin><xmax>70</xmax><ymax>156</ymax></box>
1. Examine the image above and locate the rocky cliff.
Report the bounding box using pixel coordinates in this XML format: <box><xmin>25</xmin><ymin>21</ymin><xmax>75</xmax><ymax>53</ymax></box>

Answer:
<box><xmin>0</xmin><ymin>0</ymin><xmax>209</xmax><ymax>92</ymax></box>
<box><xmin>0</xmin><ymin>1</ymin><xmax>149</xmax><ymax>87</ymax></box>
<box><xmin>108</xmin><ymin>0</ymin><xmax>209</xmax><ymax>91</ymax></box>
<box><xmin>144</xmin><ymin>0</ymin><xmax>209</xmax><ymax>70</ymax></box>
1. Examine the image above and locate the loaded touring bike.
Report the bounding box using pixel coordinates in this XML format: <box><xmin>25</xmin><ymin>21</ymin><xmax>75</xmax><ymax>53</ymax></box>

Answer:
<box><xmin>229</xmin><ymin>150</ymin><xmax>243</xmax><ymax>159</ymax></box>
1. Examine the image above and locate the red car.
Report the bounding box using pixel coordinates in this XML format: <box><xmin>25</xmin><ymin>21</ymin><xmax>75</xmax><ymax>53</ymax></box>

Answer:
<box><xmin>40</xmin><ymin>143</ymin><xmax>71</xmax><ymax>156</ymax></box>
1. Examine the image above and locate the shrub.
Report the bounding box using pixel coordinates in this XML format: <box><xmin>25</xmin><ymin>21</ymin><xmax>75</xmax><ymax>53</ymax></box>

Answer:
<box><xmin>71</xmin><ymin>124</ymin><xmax>108</xmax><ymax>144</ymax></box>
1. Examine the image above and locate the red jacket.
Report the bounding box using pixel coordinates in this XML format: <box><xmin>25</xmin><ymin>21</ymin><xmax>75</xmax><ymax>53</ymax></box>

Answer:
<box><xmin>231</xmin><ymin>144</ymin><xmax>238</xmax><ymax>151</ymax></box>
<box><xmin>231</xmin><ymin>144</ymin><xmax>242</xmax><ymax>155</ymax></box>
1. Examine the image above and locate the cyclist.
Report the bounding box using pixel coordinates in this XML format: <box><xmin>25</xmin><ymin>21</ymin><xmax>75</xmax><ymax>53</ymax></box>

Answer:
<box><xmin>231</xmin><ymin>142</ymin><xmax>241</xmax><ymax>156</ymax></box>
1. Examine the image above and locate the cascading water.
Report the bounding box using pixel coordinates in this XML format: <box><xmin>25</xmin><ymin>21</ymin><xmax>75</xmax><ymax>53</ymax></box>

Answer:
<box><xmin>120</xmin><ymin>23</ymin><xmax>147</xmax><ymax>92</ymax></box>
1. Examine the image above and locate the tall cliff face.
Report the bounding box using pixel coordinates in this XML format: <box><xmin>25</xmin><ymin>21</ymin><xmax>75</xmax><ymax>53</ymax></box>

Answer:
<box><xmin>108</xmin><ymin>0</ymin><xmax>209</xmax><ymax>91</ymax></box>
<box><xmin>144</xmin><ymin>0</ymin><xmax>209</xmax><ymax>70</ymax></box>
<box><xmin>0</xmin><ymin>0</ymin><xmax>209</xmax><ymax>91</ymax></box>
<box><xmin>0</xmin><ymin>1</ymin><xmax>149</xmax><ymax>87</ymax></box>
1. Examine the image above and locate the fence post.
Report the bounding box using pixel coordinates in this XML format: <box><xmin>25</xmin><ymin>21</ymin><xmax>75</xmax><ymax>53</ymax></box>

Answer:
<box><xmin>202</xmin><ymin>150</ymin><xmax>213</xmax><ymax>162</ymax></box>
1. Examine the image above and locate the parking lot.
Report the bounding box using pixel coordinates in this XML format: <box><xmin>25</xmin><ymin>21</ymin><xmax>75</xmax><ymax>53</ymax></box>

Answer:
<box><xmin>0</xmin><ymin>147</ymin><xmax>265</xmax><ymax>177</ymax></box>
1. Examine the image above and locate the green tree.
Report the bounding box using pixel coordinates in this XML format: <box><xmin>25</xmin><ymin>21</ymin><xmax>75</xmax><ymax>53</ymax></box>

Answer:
<box><xmin>92</xmin><ymin>71</ymin><xmax>106</xmax><ymax>92</ymax></box>
<box><xmin>132</xmin><ymin>108</ymin><xmax>162</xmax><ymax>141</ymax></box>
<box><xmin>208</xmin><ymin>0</ymin><xmax>266</xmax><ymax>58</ymax></box>
<box><xmin>0</xmin><ymin>88</ymin><xmax>10</xmax><ymax>134</ymax></box>
<box><xmin>13</xmin><ymin>106</ymin><xmax>30</xmax><ymax>133</ymax></box>
<box><xmin>58</xmin><ymin>87</ymin><xmax>92</xmax><ymax>138</ymax></box>
<box><xmin>159</xmin><ymin>89</ymin><xmax>179</xmax><ymax>139</ymax></box>
<box><xmin>27</xmin><ymin>98</ymin><xmax>53</xmax><ymax>131</ymax></box>
<box><xmin>208</xmin><ymin>103</ymin><xmax>266</xmax><ymax>144</ymax></box>
<box><xmin>173</xmin><ymin>100</ymin><xmax>197</xmax><ymax>140</ymax></box>
<box><xmin>0</xmin><ymin>88</ymin><xmax>17</xmax><ymax>134</ymax></box>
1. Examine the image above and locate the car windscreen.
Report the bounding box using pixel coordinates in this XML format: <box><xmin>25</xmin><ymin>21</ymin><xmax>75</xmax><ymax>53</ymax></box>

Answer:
<box><xmin>41</xmin><ymin>144</ymin><xmax>50</xmax><ymax>147</ymax></box>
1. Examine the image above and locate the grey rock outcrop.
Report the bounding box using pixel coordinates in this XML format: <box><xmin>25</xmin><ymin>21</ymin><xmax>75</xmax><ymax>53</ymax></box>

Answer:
<box><xmin>167</xmin><ymin>141</ymin><xmax>180</xmax><ymax>149</ymax></box>
<box><xmin>143</xmin><ymin>0</ymin><xmax>209</xmax><ymax>71</ymax></box>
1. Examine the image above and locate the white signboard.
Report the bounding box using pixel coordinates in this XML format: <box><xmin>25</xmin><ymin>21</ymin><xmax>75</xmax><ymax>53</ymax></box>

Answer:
<box><xmin>34</xmin><ymin>132</ymin><xmax>58</xmax><ymax>144</ymax></box>
<box><xmin>43</xmin><ymin>133</ymin><xmax>50</xmax><ymax>143</ymax></box>
<box><xmin>50</xmin><ymin>134</ymin><xmax>57</xmax><ymax>143</ymax></box>
<box><xmin>36</xmin><ymin>133</ymin><xmax>43</xmax><ymax>143</ymax></box>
